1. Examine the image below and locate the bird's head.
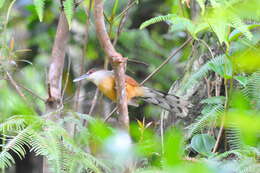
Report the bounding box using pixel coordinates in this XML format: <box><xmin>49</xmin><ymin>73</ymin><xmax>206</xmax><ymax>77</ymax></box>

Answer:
<box><xmin>73</xmin><ymin>68</ymin><xmax>113</xmax><ymax>85</ymax></box>
<box><xmin>73</xmin><ymin>68</ymin><xmax>99</xmax><ymax>82</ymax></box>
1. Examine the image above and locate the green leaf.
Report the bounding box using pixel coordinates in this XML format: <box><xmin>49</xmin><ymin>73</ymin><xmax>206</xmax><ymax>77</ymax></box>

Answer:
<box><xmin>229</xmin><ymin>15</ymin><xmax>253</xmax><ymax>41</ymax></box>
<box><xmin>63</xmin><ymin>0</ymin><xmax>74</xmax><ymax>29</ymax></box>
<box><xmin>228</xmin><ymin>24</ymin><xmax>260</xmax><ymax>42</ymax></box>
<box><xmin>164</xmin><ymin>128</ymin><xmax>183</xmax><ymax>165</ymax></box>
<box><xmin>33</xmin><ymin>0</ymin><xmax>46</xmax><ymax>22</ymax></box>
<box><xmin>187</xmin><ymin>104</ymin><xmax>224</xmax><ymax>138</ymax></box>
<box><xmin>201</xmin><ymin>96</ymin><xmax>225</xmax><ymax>105</ymax></box>
<box><xmin>139</xmin><ymin>14</ymin><xmax>177</xmax><ymax>30</ymax></box>
<box><xmin>210</xmin><ymin>20</ymin><xmax>229</xmax><ymax>46</ymax></box>
<box><xmin>111</xmin><ymin>0</ymin><xmax>119</xmax><ymax>18</ymax></box>
<box><xmin>209</xmin><ymin>56</ymin><xmax>233</xmax><ymax>79</ymax></box>
<box><xmin>0</xmin><ymin>0</ymin><xmax>5</xmax><ymax>9</ymax></box>
<box><xmin>234</xmin><ymin>76</ymin><xmax>248</xmax><ymax>87</ymax></box>
<box><xmin>190</xmin><ymin>134</ymin><xmax>216</xmax><ymax>156</ymax></box>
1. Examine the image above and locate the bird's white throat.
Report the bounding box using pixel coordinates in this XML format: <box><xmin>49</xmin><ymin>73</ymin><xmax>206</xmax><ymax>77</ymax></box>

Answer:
<box><xmin>89</xmin><ymin>70</ymin><xmax>114</xmax><ymax>85</ymax></box>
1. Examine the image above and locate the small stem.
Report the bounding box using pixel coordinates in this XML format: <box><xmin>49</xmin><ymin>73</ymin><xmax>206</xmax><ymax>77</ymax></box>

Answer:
<box><xmin>114</xmin><ymin>0</ymin><xmax>137</xmax><ymax>21</ymax></box>
<box><xmin>74</xmin><ymin>0</ymin><xmax>92</xmax><ymax>112</ymax></box>
<box><xmin>140</xmin><ymin>37</ymin><xmax>192</xmax><ymax>85</ymax></box>
<box><xmin>15</xmin><ymin>82</ymin><xmax>45</xmax><ymax>102</ymax></box>
<box><xmin>2</xmin><ymin>129</ymin><xmax>6</xmax><ymax>173</ymax></box>
<box><xmin>160</xmin><ymin>113</ymin><xmax>165</xmax><ymax>155</ymax></box>
<box><xmin>6</xmin><ymin>71</ymin><xmax>36</xmax><ymax>113</ymax></box>
<box><xmin>83</xmin><ymin>89</ymin><xmax>99</xmax><ymax>126</ymax></box>
<box><xmin>104</xmin><ymin>106</ymin><xmax>117</xmax><ymax>122</ymax></box>
<box><xmin>213</xmin><ymin>78</ymin><xmax>229</xmax><ymax>153</ymax></box>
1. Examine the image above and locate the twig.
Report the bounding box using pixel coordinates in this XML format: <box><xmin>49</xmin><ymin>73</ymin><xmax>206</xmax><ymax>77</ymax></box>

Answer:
<box><xmin>94</xmin><ymin>0</ymin><xmax>129</xmax><ymax>130</ymax></box>
<box><xmin>15</xmin><ymin>82</ymin><xmax>45</xmax><ymax>102</ymax></box>
<box><xmin>104</xmin><ymin>106</ymin><xmax>118</xmax><ymax>122</ymax></box>
<box><xmin>212</xmin><ymin>115</ymin><xmax>225</xmax><ymax>153</ymax></box>
<box><xmin>160</xmin><ymin>112</ymin><xmax>165</xmax><ymax>155</ymax></box>
<box><xmin>6</xmin><ymin>71</ymin><xmax>27</xmax><ymax>99</ymax></box>
<box><xmin>128</xmin><ymin>59</ymin><xmax>149</xmax><ymax>66</ymax></box>
<box><xmin>5</xmin><ymin>71</ymin><xmax>35</xmax><ymax>112</ymax></box>
<box><xmin>140</xmin><ymin>37</ymin><xmax>193</xmax><ymax>85</ymax></box>
<box><xmin>113</xmin><ymin>0</ymin><xmax>134</xmax><ymax>46</ymax></box>
<box><xmin>114</xmin><ymin>0</ymin><xmax>137</xmax><ymax>21</ymax></box>
<box><xmin>213</xmin><ymin>78</ymin><xmax>228</xmax><ymax>153</ymax></box>
<box><xmin>88</xmin><ymin>89</ymin><xmax>99</xmax><ymax>115</ymax></box>
<box><xmin>199</xmin><ymin>39</ymin><xmax>214</xmax><ymax>59</ymax></box>
<box><xmin>74</xmin><ymin>0</ymin><xmax>92</xmax><ymax>113</ymax></box>
<box><xmin>83</xmin><ymin>89</ymin><xmax>99</xmax><ymax>126</ymax></box>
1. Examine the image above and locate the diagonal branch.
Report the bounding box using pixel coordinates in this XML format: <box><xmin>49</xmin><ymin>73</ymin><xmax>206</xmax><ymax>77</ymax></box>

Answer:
<box><xmin>94</xmin><ymin>0</ymin><xmax>129</xmax><ymax>130</ymax></box>
<box><xmin>140</xmin><ymin>37</ymin><xmax>193</xmax><ymax>85</ymax></box>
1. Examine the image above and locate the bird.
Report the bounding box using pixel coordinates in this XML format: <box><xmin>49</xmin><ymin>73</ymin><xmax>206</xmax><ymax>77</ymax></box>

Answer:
<box><xmin>73</xmin><ymin>68</ymin><xmax>192</xmax><ymax>116</ymax></box>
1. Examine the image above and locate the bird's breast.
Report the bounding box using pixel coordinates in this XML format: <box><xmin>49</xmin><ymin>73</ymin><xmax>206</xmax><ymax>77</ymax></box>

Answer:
<box><xmin>97</xmin><ymin>77</ymin><xmax>117</xmax><ymax>101</ymax></box>
<box><xmin>97</xmin><ymin>75</ymin><xmax>144</xmax><ymax>102</ymax></box>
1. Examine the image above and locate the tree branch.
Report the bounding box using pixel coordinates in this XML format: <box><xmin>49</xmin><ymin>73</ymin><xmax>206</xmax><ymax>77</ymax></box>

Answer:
<box><xmin>46</xmin><ymin>11</ymin><xmax>69</xmax><ymax>112</ymax></box>
<box><xmin>43</xmin><ymin>10</ymin><xmax>69</xmax><ymax>173</ymax></box>
<box><xmin>94</xmin><ymin>0</ymin><xmax>129</xmax><ymax>130</ymax></box>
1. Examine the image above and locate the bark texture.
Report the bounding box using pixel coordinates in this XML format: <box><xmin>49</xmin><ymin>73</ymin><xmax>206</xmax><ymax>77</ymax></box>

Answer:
<box><xmin>94</xmin><ymin>0</ymin><xmax>129</xmax><ymax>130</ymax></box>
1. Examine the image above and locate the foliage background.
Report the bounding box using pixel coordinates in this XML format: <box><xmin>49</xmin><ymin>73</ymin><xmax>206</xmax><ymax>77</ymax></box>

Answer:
<box><xmin>0</xmin><ymin>0</ymin><xmax>259</xmax><ymax>173</ymax></box>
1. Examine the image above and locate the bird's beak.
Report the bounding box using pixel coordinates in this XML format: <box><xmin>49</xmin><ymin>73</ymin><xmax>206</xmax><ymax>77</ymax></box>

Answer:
<box><xmin>73</xmin><ymin>74</ymin><xmax>89</xmax><ymax>82</ymax></box>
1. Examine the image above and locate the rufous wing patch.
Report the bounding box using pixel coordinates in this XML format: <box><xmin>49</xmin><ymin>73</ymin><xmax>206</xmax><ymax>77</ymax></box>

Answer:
<box><xmin>125</xmin><ymin>75</ymin><xmax>139</xmax><ymax>87</ymax></box>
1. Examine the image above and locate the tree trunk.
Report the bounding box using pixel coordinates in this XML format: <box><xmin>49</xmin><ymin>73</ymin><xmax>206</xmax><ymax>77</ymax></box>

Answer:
<box><xmin>43</xmin><ymin>11</ymin><xmax>69</xmax><ymax>173</ymax></box>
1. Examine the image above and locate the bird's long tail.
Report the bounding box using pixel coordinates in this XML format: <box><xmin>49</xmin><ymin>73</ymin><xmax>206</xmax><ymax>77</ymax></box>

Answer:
<box><xmin>140</xmin><ymin>87</ymin><xmax>192</xmax><ymax>117</ymax></box>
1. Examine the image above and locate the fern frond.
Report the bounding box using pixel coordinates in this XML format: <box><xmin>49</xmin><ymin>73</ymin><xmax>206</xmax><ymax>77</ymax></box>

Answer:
<box><xmin>33</xmin><ymin>0</ymin><xmax>46</xmax><ymax>22</ymax></box>
<box><xmin>243</xmin><ymin>71</ymin><xmax>260</xmax><ymax>109</ymax></box>
<box><xmin>60</xmin><ymin>112</ymin><xmax>94</xmax><ymax>131</ymax></box>
<box><xmin>212</xmin><ymin>149</ymin><xmax>244</xmax><ymax>160</ymax></box>
<box><xmin>140</xmin><ymin>14</ymin><xmax>177</xmax><ymax>29</ymax></box>
<box><xmin>182</xmin><ymin>60</ymin><xmax>211</xmax><ymax>93</ymax></box>
<box><xmin>182</xmin><ymin>54</ymin><xmax>227</xmax><ymax>92</ymax></box>
<box><xmin>226</xmin><ymin>123</ymin><xmax>243</xmax><ymax>150</ymax></box>
<box><xmin>0</xmin><ymin>116</ymin><xmax>26</xmax><ymax>131</ymax></box>
<box><xmin>238</xmin><ymin>159</ymin><xmax>260</xmax><ymax>173</ymax></box>
<box><xmin>229</xmin><ymin>15</ymin><xmax>252</xmax><ymax>41</ymax></box>
<box><xmin>63</xmin><ymin>0</ymin><xmax>74</xmax><ymax>29</ymax></box>
<box><xmin>209</xmin><ymin>55</ymin><xmax>232</xmax><ymax>78</ymax></box>
<box><xmin>0</xmin><ymin>127</ymin><xmax>33</xmax><ymax>168</ymax></box>
<box><xmin>186</xmin><ymin>104</ymin><xmax>224</xmax><ymax>138</ymax></box>
<box><xmin>0</xmin><ymin>113</ymin><xmax>107</xmax><ymax>172</ymax></box>
<box><xmin>201</xmin><ymin>96</ymin><xmax>225</xmax><ymax>105</ymax></box>
<box><xmin>30</xmin><ymin>118</ymin><xmax>107</xmax><ymax>173</ymax></box>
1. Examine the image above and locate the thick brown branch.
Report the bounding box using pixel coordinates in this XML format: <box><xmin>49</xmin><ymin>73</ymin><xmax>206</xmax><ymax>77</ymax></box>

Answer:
<box><xmin>94</xmin><ymin>0</ymin><xmax>129</xmax><ymax>129</ymax></box>
<box><xmin>46</xmin><ymin>11</ymin><xmax>69</xmax><ymax>111</ymax></box>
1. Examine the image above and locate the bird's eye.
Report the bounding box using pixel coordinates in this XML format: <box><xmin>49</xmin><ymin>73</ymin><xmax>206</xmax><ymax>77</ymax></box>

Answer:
<box><xmin>86</xmin><ymin>68</ymin><xmax>96</xmax><ymax>75</ymax></box>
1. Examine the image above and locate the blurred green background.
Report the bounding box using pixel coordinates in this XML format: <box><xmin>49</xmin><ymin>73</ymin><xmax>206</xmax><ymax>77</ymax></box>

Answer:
<box><xmin>0</xmin><ymin>0</ymin><xmax>259</xmax><ymax>173</ymax></box>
